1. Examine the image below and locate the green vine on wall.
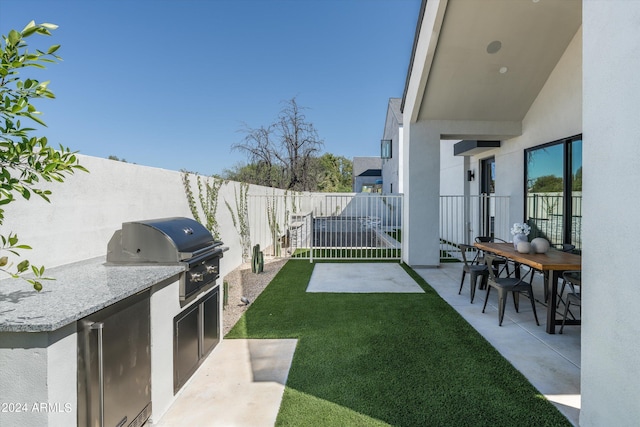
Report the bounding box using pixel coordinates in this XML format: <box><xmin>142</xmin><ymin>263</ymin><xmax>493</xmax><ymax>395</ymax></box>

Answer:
<box><xmin>181</xmin><ymin>171</ymin><xmax>225</xmax><ymax>240</ymax></box>
<box><xmin>181</xmin><ymin>172</ymin><xmax>200</xmax><ymax>221</ymax></box>
<box><xmin>290</xmin><ymin>190</ymin><xmax>297</xmax><ymax>214</ymax></box>
<box><xmin>266</xmin><ymin>191</ymin><xmax>281</xmax><ymax>257</ymax></box>
<box><xmin>225</xmin><ymin>182</ymin><xmax>251</xmax><ymax>261</ymax></box>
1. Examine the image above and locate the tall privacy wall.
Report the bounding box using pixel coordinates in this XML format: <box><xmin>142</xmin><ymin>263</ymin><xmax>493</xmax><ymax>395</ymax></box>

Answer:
<box><xmin>0</xmin><ymin>154</ymin><xmax>287</xmax><ymax>282</ymax></box>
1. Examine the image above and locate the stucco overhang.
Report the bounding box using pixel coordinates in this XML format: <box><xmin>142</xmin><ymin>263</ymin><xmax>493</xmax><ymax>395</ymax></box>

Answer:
<box><xmin>403</xmin><ymin>0</ymin><xmax>582</xmax><ymax>139</ymax></box>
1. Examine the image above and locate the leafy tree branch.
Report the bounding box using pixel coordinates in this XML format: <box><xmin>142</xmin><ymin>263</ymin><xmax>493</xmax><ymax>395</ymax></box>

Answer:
<box><xmin>1</xmin><ymin>21</ymin><xmax>88</xmax><ymax>290</ymax></box>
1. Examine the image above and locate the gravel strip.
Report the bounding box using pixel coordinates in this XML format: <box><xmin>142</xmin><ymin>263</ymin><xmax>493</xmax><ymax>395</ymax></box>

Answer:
<box><xmin>222</xmin><ymin>257</ymin><xmax>289</xmax><ymax>336</ymax></box>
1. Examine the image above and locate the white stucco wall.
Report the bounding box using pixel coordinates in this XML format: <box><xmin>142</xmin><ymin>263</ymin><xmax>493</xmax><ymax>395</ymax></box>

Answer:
<box><xmin>149</xmin><ymin>278</ymin><xmax>184</xmax><ymax>423</ymax></box>
<box><xmin>0</xmin><ymin>324</ymin><xmax>76</xmax><ymax>427</ymax></box>
<box><xmin>582</xmin><ymin>2</ymin><xmax>640</xmax><ymax>426</ymax></box>
<box><xmin>440</xmin><ymin>140</ymin><xmax>465</xmax><ymax>196</ymax></box>
<box><xmin>0</xmin><ymin>154</ymin><xmax>286</xmax><ymax>279</ymax></box>
<box><xmin>402</xmin><ymin>122</ymin><xmax>441</xmax><ymax>267</ymax></box>
<box><xmin>1</xmin><ymin>156</ymin><xmax>191</xmax><ymax>269</ymax></box>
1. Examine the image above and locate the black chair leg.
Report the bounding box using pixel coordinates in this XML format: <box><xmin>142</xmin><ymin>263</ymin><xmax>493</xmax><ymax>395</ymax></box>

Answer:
<box><xmin>470</xmin><ymin>274</ymin><xmax>478</xmax><ymax>303</ymax></box>
<box><xmin>528</xmin><ymin>289</ymin><xmax>540</xmax><ymax>326</ymax></box>
<box><xmin>560</xmin><ymin>298</ymin><xmax>575</xmax><ymax>334</ymax></box>
<box><xmin>498</xmin><ymin>288</ymin><xmax>508</xmax><ymax>326</ymax></box>
<box><xmin>482</xmin><ymin>286</ymin><xmax>492</xmax><ymax>313</ymax></box>
<box><xmin>458</xmin><ymin>271</ymin><xmax>466</xmax><ymax>295</ymax></box>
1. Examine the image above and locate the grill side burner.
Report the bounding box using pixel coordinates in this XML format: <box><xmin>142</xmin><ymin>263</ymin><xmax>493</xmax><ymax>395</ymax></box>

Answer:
<box><xmin>107</xmin><ymin>217</ymin><xmax>225</xmax><ymax>302</ymax></box>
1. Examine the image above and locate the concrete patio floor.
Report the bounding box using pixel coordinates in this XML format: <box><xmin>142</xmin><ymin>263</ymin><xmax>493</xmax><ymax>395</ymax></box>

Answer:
<box><xmin>154</xmin><ymin>261</ymin><xmax>580</xmax><ymax>427</ymax></box>
<box><xmin>414</xmin><ymin>262</ymin><xmax>581</xmax><ymax>426</ymax></box>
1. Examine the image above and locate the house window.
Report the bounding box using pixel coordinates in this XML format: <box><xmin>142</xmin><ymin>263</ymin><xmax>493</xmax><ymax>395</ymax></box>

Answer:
<box><xmin>524</xmin><ymin>135</ymin><xmax>582</xmax><ymax>249</ymax></box>
<box><xmin>381</xmin><ymin>139</ymin><xmax>392</xmax><ymax>159</ymax></box>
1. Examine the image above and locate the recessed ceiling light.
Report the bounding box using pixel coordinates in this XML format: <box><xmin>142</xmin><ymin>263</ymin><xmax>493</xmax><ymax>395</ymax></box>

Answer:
<box><xmin>499</xmin><ymin>66</ymin><xmax>508</xmax><ymax>74</ymax></box>
<box><xmin>533</xmin><ymin>0</ymin><xmax>540</xmax><ymax>3</ymax></box>
<box><xmin>487</xmin><ymin>40</ymin><xmax>502</xmax><ymax>54</ymax></box>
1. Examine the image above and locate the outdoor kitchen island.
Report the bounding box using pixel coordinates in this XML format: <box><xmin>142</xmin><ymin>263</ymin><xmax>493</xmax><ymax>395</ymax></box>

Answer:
<box><xmin>0</xmin><ymin>255</ymin><xmax>220</xmax><ymax>427</ymax></box>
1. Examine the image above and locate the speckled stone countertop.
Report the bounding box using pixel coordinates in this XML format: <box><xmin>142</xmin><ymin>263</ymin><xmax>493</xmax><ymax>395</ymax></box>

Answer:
<box><xmin>0</xmin><ymin>256</ymin><xmax>184</xmax><ymax>333</ymax></box>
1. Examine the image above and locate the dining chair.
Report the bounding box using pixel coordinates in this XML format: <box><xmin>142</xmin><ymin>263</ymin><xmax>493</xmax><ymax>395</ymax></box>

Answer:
<box><xmin>560</xmin><ymin>270</ymin><xmax>582</xmax><ymax>334</ymax></box>
<box><xmin>474</xmin><ymin>236</ymin><xmax>511</xmax><ymax>277</ymax></box>
<box><xmin>458</xmin><ymin>244</ymin><xmax>489</xmax><ymax>303</ymax></box>
<box><xmin>553</xmin><ymin>244</ymin><xmax>577</xmax><ymax>307</ymax></box>
<box><xmin>482</xmin><ymin>254</ymin><xmax>540</xmax><ymax>326</ymax></box>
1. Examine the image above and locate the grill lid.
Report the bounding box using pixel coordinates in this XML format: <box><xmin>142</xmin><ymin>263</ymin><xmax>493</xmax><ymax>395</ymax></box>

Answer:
<box><xmin>107</xmin><ymin>217</ymin><xmax>220</xmax><ymax>263</ymax></box>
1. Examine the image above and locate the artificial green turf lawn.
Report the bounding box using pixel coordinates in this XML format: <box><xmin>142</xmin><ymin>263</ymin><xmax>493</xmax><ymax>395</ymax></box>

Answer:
<box><xmin>226</xmin><ymin>260</ymin><xmax>572</xmax><ymax>427</ymax></box>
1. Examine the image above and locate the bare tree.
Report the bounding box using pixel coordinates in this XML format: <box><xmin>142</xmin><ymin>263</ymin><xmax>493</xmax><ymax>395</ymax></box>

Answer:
<box><xmin>232</xmin><ymin>124</ymin><xmax>281</xmax><ymax>187</ymax></box>
<box><xmin>232</xmin><ymin>98</ymin><xmax>324</xmax><ymax>191</ymax></box>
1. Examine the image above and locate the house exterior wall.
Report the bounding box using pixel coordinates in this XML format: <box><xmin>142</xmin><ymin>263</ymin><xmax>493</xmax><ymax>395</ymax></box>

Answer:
<box><xmin>402</xmin><ymin>122</ymin><xmax>441</xmax><ymax>267</ymax></box>
<box><xmin>582</xmin><ymin>2</ymin><xmax>640</xmax><ymax>426</ymax></box>
<box><xmin>439</xmin><ymin>25</ymin><xmax>582</xmax><ymax>231</ymax></box>
<box><xmin>381</xmin><ymin>98</ymin><xmax>403</xmax><ymax>194</ymax></box>
<box><xmin>440</xmin><ymin>140</ymin><xmax>465</xmax><ymax>195</ymax></box>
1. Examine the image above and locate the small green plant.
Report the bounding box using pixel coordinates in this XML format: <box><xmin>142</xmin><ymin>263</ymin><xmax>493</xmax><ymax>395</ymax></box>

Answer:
<box><xmin>223</xmin><ymin>280</ymin><xmax>229</xmax><ymax>308</ymax></box>
<box><xmin>251</xmin><ymin>243</ymin><xmax>264</xmax><ymax>273</ymax></box>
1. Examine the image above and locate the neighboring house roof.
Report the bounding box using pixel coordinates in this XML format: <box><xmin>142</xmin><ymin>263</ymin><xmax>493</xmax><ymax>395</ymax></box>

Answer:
<box><xmin>358</xmin><ymin>169</ymin><xmax>382</xmax><ymax>177</ymax></box>
<box><xmin>352</xmin><ymin>157</ymin><xmax>382</xmax><ymax>176</ymax></box>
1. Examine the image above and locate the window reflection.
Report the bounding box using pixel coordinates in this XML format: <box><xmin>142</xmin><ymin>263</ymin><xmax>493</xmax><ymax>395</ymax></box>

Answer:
<box><xmin>525</xmin><ymin>136</ymin><xmax>582</xmax><ymax>249</ymax></box>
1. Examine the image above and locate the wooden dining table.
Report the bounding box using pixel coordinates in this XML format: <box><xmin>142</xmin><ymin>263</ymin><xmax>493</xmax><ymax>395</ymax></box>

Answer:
<box><xmin>473</xmin><ymin>242</ymin><xmax>582</xmax><ymax>334</ymax></box>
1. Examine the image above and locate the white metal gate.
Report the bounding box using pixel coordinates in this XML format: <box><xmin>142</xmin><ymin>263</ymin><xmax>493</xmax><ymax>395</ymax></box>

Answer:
<box><xmin>439</xmin><ymin>195</ymin><xmax>510</xmax><ymax>259</ymax></box>
<box><xmin>248</xmin><ymin>193</ymin><xmax>403</xmax><ymax>261</ymax></box>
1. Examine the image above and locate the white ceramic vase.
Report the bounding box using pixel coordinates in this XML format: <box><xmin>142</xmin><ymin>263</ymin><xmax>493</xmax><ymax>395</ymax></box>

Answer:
<box><xmin>513</xmin><ymin>233</ymin><xmax>528</xmax><ymax>249</ymax></box>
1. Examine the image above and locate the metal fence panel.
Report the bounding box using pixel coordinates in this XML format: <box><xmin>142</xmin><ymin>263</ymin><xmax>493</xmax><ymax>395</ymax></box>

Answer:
<box><xmin>248</xmin><ymin>193</ymin><xmax>403</xmax><ymax>261</ymax></box>
<box><xmin>439</xmin><ymin>195</ymin><xmax>510</xmax><ymax>259</ymax></box>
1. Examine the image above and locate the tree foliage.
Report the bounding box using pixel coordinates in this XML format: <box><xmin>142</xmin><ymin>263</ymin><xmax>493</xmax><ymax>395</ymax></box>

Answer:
<box><xmin>529</xmin><ymin>175</ymin><xmax>563</xmax><ymax>193</ymax></box>
<box><xmin>1</xmin><ymin>21</ymin><xmax>87</xmax><ymax>290</ymax></box>
<box><xmin>572</xmin><ymin>166</ymin><xmax>582</xmax><ymax>191</ymax></box>
<box><xmin>316</xmin><ymin>153</ymin><xmax>352</xmax><ymax>192</ymax></box>
<box><xmin>232</xmin><ymin>98</ymin><xmax>324</xmax><ymax>191</ymax></box>
<box><xmin>227</xmin><ymin>98</ymin><xmax>353</xmax><ymax>192</ymax></box>
<box><xmin>224</xmin><ymin>153</ymin><xmax>353</xmax><ymax>193</ymax></box>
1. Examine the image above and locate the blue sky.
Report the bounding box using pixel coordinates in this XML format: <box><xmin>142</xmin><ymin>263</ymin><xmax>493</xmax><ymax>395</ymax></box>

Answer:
<box><xmin>1</xmin><ymin>0</ymin><xmax>420</xmax><ymax>175</ymax></box>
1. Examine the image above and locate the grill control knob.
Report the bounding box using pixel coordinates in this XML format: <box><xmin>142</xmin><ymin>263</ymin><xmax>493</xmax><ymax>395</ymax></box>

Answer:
<box><xmin>190</xmin><ymin>272</ymin><xmax>204</xmax><ymax>282</ymax></box>
<box><xmin>206</xmin><ymin>265</ymin><xmax>218</xmax><ymax>274</ymax></box>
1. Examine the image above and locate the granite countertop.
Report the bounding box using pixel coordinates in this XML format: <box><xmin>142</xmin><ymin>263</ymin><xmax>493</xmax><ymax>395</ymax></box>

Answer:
<box><xmin>0</xmin><ymin>256</ymin><xmax>184</xmax><ymax>333</ymax></box>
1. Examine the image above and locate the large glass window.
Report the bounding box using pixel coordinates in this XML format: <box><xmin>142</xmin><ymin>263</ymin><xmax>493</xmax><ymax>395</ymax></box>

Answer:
<box><xmin>525</xmin><ymin>135</ymin><xmax>582</xmax><ymax>250</ymax></box>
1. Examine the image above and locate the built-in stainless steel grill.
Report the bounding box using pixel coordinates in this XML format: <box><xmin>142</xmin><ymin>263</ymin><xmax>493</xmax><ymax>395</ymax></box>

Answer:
<box><xmin>107</xmin><ymin>217</ymin><xmax>225</xmax><ymax>302</ymax></box>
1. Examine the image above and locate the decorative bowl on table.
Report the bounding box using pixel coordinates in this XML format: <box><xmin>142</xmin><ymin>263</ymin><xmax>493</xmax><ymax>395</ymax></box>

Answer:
<box><xmin>531</xmin><ymin>237</ymin><xmax>550</xmax><ymax>253</ymax></box>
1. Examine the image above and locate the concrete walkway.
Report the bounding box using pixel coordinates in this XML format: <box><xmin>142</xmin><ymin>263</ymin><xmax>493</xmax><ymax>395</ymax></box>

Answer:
<box><xmin>154</xmin><ymin>339</ymin><xmax>297</xmax><ymax>427</ymax></box>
